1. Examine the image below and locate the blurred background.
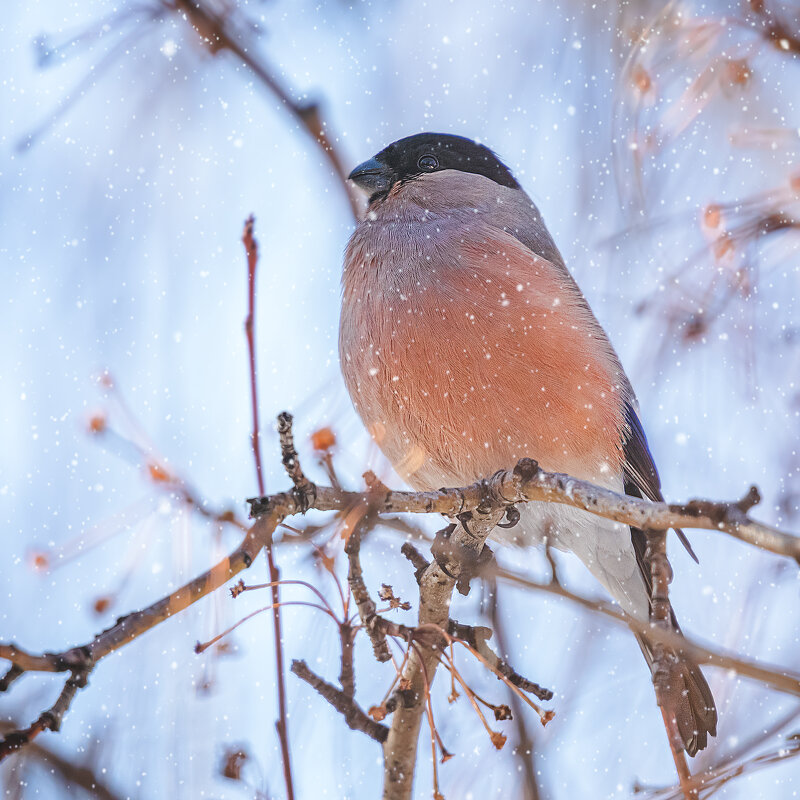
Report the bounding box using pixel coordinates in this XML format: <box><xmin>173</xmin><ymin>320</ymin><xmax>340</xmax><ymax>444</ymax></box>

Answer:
<box><xmin>1</xmin><ymin>0</ymin><xmax>799</xmax><ymax>797</ymax></box>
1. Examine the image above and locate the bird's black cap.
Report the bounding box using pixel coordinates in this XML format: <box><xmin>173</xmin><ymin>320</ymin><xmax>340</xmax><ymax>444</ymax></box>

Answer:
<box><xmin>349</xmin><ymin>133</ymin><xmax>520</xmax><ymax>202</ymax></box>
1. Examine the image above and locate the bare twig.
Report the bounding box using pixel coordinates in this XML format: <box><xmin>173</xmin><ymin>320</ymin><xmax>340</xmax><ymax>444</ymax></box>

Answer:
<box><xmin>381</xmin><ymin>503</ymin><xmax>505</xmax><ymax>800</ymax></box>
<box><xmin>486</xmin><ymin>587</ymin><xmax>542</xmax><ymax>800</ymax></box>
<box><xmin>447</xmin><ymin>619</ymin><xmax>553</xmax><ymax>702</ymax></box>
<box><xmin>241</xmin><ymin>217</ymin><xmax>294</xmax><ymax>800</ymax></box>
<box><xmin>276</xmin><ymin>411</ymin><xmax>316</xmax><ymax>510</ymax></box>
<box><xmin>170</xmin><ymin>0</ymin><xmax>361</xmax><ymax>220</ymax></box>
<box><xmin>290</xmin><ymin>660</ymin><xmax>388</xmax><ymax>743</ymax></box>
<box><xmin>345</xmin><ymin>504</ymin><xmax>392</xmax><ymax>663</ymax></box>
<box><xmin>400</xmin><ymin>542</ymin><xmax>430</xmax><ymax>580</ymax></box>
<box><xmin>0</xmin><ymin>665</ymin><xmax>90</xmax><ymax>760</ymax></box>
<box><xmin>494</xmin><ymin>567</ymin><xmax>800</xmax><ymax>697</ymax></box>
<box><xmin>0</xmin><ymin>513</ymin><xmax>275</xmax><ymax>761</ymax></box>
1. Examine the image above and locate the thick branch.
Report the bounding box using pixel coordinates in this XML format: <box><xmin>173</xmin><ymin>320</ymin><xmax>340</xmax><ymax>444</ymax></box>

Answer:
<box><xmin>249</xmin><ymin>459</ymin><xmax>800</xmax><ymax>561</ymax></box>
<box><xmin>381</xmin><ymin>505</ymin><xmax>504</xmax><ymax>800</ymax></box>
<box><xmin>5</xmin><ymin>418</ymin><xmax>799</xmax><ymax>766</ymax></box>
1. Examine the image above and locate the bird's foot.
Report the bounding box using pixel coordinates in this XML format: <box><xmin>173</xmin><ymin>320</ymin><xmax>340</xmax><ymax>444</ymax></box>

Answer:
<box><xmin>431</xmin><ymin>519</ymin><xmax>495</xmax><ymax>596</ymax></box>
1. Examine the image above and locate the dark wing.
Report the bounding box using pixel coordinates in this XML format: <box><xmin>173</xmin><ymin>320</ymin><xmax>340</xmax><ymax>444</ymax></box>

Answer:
<box><xmin>622</xmin><ymin>402</ymin><xmax>698</xmax><ymax>563</ymax></box>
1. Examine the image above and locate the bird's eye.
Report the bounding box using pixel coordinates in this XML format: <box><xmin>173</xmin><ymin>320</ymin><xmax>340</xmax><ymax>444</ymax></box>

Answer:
<box><xmin>417</xmin><ymin>155</ymin><xmax>439</xmax><ymax>171</ymax></box>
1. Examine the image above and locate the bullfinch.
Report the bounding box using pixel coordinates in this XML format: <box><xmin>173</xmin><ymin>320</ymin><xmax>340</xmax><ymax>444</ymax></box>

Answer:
<box><xmin>339</xmin><ymin>133</ymin><xmax>717</xmax><ymax>755</ymax></box>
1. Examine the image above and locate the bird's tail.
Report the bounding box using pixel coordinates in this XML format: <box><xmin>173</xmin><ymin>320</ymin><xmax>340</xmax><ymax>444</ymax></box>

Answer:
<box><xmin>635</xmin><ymin>628</ymin><xmax>717</xmax><ymax>756</ymax></box>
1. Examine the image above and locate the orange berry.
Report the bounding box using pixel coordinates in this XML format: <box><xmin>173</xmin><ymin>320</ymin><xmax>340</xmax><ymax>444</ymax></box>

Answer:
<box><xmin>310</xmin><ymin>427</ymin><xmax>336</xmax><ymax>452</ymax></box>
<box><xmin>147</xmin><ymin>462</ymin><xmax>172</xmax><ymax>483</ymax></box>
<box><xmin>87</xmin><ymin>413</ymin><xmax>107</xmax><ymax>435</ymax></box>
<box><xmin>703</xmin><ymin>204</ymin><xmax>722</xmax><ymax>229</ymax></box>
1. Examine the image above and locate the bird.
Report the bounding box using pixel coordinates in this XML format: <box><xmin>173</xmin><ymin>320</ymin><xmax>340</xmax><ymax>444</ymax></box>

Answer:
<box><xmin>339</xmin><ymin>132</ymin><xmax>717</xmax><ymax>755</ymax></box>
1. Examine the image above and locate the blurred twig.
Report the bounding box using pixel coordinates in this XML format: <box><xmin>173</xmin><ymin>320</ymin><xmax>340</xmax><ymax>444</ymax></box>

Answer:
<box><xmin>169</xmin><ymin>0</ymin><xmax>361</xmax><ymax>220</ymax></box>
<box><xmin>0</xmin><ymin>721</ymin><xmax>121</xmax><ymax>800</ymax></box>
<box><xmin>486</xmin><ymin>584</ymin><xmax>543</xmax><ymax>800</ymax></box>
<box><xmin>291</xmin><ymin>660</ymin><xmax>389</xmax><ymax>743</ymax></box>
<box><xmin>493</xmin><ymin>567</ymin><xmax>800</xmax><ymax>697</ymax></box>
<box><xmin>22</xmin><ymin>0</ymin><xmax>361</xmax><ymax>221</ymax></box>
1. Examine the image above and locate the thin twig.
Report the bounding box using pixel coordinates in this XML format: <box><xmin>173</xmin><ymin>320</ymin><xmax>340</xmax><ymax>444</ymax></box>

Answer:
<box><xmin>170</xmin><ymin>0</ymin><xmax>361</xmax><ymax>220</ymax></box>
<box><xmin>494</xmin><ymin>567</ymin><xmax>800</xmax><ymax>697</ymax></box>
<box><xmin>382</xmin><ymin>504</ymin><xmax>505</xmax><ymax>800</ymax></box>
<box><xmin>241</xmin><ymin>216</ymin><xmax>294</xmax><ymax>800</ymax></box>
<box><xmin>487</xmin><ymin>586</ymin><xmax>542</xmax><ymax>800</ymax></box>
<box><xmin>290</xmin><ymin>660</ymin><xmax>388</xmax><ymax>743</ymax></box>
<box><xmin>345</xmin><ymin>505</ymin><xmax>392</xmax><ymax>663</ymax></box>
<box><xmin>448</xmin><ymin>619</ymin><xmax>553</xmax><ymax>702</ymax></box>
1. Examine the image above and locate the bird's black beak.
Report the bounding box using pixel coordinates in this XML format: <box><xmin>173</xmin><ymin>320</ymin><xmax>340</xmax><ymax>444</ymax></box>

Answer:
<box><xmin>348</xmin><ymin>157</ymin><xmax>394</xmax><ymax>196</ymax></box>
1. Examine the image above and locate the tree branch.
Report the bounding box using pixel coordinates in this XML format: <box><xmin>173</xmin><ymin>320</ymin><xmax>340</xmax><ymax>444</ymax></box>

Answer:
<box><xmin>291</xmin><ymin>660</ymin><xmax>388</xmax><ymax>743</ymax></box>
<box><xmin>170</xmin><ymin>0</ymin><xmax>361</xmax><ymax>220</ymax></box>
<box><xmin>250</xmin><ymin>459</ymin><xmax>800</xmax><ymax>562</ymax></box>
<box><xmin>494</xmin><ymin>567</ymin><xmax>800</xmax><ymax>697</ymax></box>
<box><xmin>345</xmin><ymin>504</ymin><xmax>392</xmax><ymax>663</ymax></box>
<box><xmin>0</xmin><ymin>721</ymin><xmax>122</xmax><ymax>800</ymax></box>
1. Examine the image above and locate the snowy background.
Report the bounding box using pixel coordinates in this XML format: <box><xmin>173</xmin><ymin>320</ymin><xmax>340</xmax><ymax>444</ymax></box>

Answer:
<box><xmin>2</xmin><ymin>0</ymin><xmax>799</xmax><ymax>798</ymax></box>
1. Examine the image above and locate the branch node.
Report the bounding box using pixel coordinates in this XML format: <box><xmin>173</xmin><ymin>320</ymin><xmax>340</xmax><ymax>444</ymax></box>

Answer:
<box><xmin>431</xmin><ymin>522</ymin><xmax>495</xmax><ymax>596</ymax></box>
<box><xmin>736</xmin><ymin>485</ymin><xmax>761</xmax><ymax>514</ymax></box>
<box><xmin>345</xmin><ymin>515</ymin><xmax>392</xmax><ymax>663</ymax></box>
<box><xmin>0</xmin><ymin>665</ymin><xmax>23</xmax><ymax>693</ymax></box>
<box><xmin>400</xmin><ymin>542</ymin><xmax>430</xmax><ymax>584</ymax></box>
<box><xmin>277</xmin><ymin>412</ymin><xmax>317</xmax><ymax>512</ymax></box>
<box><xmin>513</xmin><ymin>457</ymin><xmax>540</xmax><ymax>484</ymax></box>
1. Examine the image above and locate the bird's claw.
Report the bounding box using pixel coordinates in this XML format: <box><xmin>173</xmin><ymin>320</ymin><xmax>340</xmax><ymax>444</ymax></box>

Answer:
<box><xmin>496</xmin><ymin>505</ymin><xmax>521</xmax><ymax>529</ymax></box>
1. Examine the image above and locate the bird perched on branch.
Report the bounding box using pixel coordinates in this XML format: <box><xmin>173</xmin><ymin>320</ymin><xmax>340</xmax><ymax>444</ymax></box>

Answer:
<box><xmin>339</xmin><ymin>132</ymin><xmax>717</xmax><ymax>755</ymax></box>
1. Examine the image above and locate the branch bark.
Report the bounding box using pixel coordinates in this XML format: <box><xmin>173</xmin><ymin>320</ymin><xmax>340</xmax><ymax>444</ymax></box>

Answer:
<box><xmin>249</xmin><ymin>459</ymin><xmax>800</xmax><ymax>561</ymax></box>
